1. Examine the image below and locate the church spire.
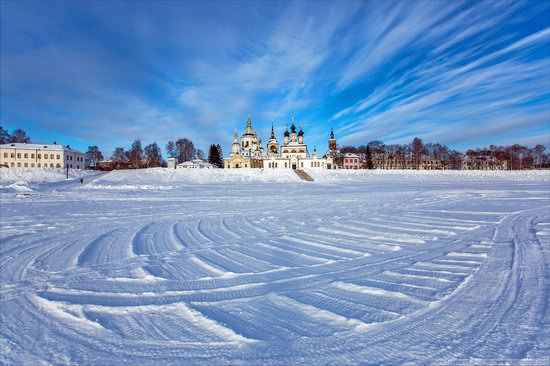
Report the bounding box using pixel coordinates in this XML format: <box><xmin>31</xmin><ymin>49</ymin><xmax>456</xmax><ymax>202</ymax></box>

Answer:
<box><xmin>270</xmin><ymin>120</ymin><xmax>276</xmax><ymax>139</ymax></box>
<box><xmin>245</xmin><ymin>114</ymin><xmax>253</xmax><ymax>134</ymax></box>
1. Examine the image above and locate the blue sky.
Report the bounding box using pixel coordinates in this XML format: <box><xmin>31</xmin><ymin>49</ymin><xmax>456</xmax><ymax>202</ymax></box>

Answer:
<box><xmin>1</xmin><ymin>0</ymin><xmax>549</xmax><ymax>157</ymax></box>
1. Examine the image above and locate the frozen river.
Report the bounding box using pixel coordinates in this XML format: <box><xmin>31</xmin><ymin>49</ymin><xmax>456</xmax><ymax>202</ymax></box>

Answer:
<box><xmin>1</xmin><ymin>169</ymin><xmax>548</xmax><ymax>364</ymax></box>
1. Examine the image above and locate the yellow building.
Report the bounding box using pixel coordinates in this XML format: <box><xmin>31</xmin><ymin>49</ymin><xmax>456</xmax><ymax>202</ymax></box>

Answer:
<box><xmin>224</xmin><ymin>116</ymin><xmax>263</xmax><ymax>169</ymax></box>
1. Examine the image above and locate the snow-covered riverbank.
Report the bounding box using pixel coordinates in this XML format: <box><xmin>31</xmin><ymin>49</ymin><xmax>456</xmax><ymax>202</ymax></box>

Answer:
<box><xmin>1</xmin><ymin>170</ymin><xmax>548</xmax><ymax>364</ymax></box>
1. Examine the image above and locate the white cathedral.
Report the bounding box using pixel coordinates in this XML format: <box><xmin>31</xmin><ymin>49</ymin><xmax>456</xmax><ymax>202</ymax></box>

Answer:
<box><xmin>224</xmin><ymin>115</ymin><xmax>336</xmax><ymax>169</ymax></box>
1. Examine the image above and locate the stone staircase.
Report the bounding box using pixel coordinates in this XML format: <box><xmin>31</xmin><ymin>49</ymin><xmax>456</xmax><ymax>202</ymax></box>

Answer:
<box><xmin>293</xmin><ymin>169</ymin><xmax>314</xmax><ymax>182</ymax></box>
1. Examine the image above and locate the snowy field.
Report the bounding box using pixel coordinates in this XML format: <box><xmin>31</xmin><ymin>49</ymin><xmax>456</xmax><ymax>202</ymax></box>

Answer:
<box><xmin>1</xmin><ymin>168</ymin><xmax>549</xmax><ymax>364</ymax></box>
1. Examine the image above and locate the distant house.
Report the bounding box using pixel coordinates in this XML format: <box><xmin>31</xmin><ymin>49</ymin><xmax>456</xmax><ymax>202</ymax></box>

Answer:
<box><xmin>462</xmin><ymin>156</ymin><xmax>507</xmax><ymax>170</ymax></box>
<box><xmin>342</xmin><ymin>153</ymin><xmax>361</xmax><ymax>169</ymax></box>
<box><xmin>0</xmin><ymin>142</ymin><xmax>87</xmax><ymax>169</ymax></box>
<box><xmin>177</xmin><ymin>158</ymin><xmax>215</xmax><ymax>169</ymax></box>
<box><xmin>372</xmin><ymin>156</ymin><xmax>445</xmax><ymax>170</ymax></box>
<box><xmin>95</xmin><ymin>161</ymin><xmax>130</xmax><ymax>171</ymax></box>
<box><xmin>419</xmin><ymin>157</ymin><xmax>445</xmax><ymax>170</ymax></box>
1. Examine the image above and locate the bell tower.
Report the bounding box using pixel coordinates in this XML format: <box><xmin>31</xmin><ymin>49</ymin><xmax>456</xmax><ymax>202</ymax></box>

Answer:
<box><xmin>328</xmin><ymin>128</ymin><xmax>337</xmax><ymax>151</ymax></box>
<box><xmin>231</xmin><ymin>129</ymin><xmax>240</xmax><ymax>156</ymax></box>
<box><xmin>267</xmin><ymin>121</ymin><xmax>279</xmax><ymax>156</ymax></box>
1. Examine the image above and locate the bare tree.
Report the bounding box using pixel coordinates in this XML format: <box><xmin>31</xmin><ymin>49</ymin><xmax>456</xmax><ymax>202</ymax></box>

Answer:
<box><xmin>85</xmin><ymin>146</ymin><xmax>104</xmax><ymax>167</ymax></box>
<box><xmin>10</xmin><ymin>128</ymin><xmax>31</xmax><ymax>143</ymax></box>
<box><xmin>144</xmin><ymin>143</ymin><xmax>163</xmax><ymax>167</ymax></box>
<box><xmin>0</xmin><ymin>126</ymin><xmax>10</xmax><ymax>144</ymax></box>
<box><xmin>411</xmin><ymin>137</ymin><xmax>425</xmax><ymax>169</ymax></box>
<box><xmin>533</xmin><ymin>144</ymin><xmax>546</xmax><ymax>167</ymax></box>
<box><xmin>128</xmin><ymin>139</ymin><xmax>144</xmax><ymax>169</ymax></box>
<box><xmin>165</xmin><ymin>141</ymin><xmax>177</xmax><ymax>159</ymax></box>
<box><xmin>175</xmin><ymin>138</ymin><xmax>195</xmax><ymax>162</ymax></box>
<box><xmin>111</xmin><ymin>147</ymin><xmax>128</xmax><ymax>162</ymax></box>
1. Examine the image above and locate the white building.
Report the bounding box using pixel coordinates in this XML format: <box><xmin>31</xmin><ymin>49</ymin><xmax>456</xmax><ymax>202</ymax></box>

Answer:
<box><xmin>177</xmin><ymin>158</ymin><xmax>214</xmax><ymax>169</ymax></box>
<box><xmin>0</xmin><ymin>142</ymin><xmax>87</xmax><ymax>169</ymax></box>
<box><xmin>225</xmin><ymin>116</ymin><xmax>336</xmax><ymax>170</ymax></box>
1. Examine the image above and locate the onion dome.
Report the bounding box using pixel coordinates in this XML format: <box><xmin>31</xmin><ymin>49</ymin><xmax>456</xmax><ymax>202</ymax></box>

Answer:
<box><xmin>298</xmin><ymin>122</ymin><xmax>304</xmax><ymax>137</ymax></box>
<box><xmin>284</xmin><ymin>125</ymin><xmax>290</xmax><ymax>137</ymax></box>
<box><xmin>290</xmin><ymin>117</ymin><xmax>296</xmax><ymax>132</ymax></box>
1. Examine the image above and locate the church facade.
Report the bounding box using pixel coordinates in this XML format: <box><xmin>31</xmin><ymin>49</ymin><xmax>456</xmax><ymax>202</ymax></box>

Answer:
<box><xmin>224</xmin><ymin>116</ymin><xmax>337</xmax><ymax>169</ymax></box>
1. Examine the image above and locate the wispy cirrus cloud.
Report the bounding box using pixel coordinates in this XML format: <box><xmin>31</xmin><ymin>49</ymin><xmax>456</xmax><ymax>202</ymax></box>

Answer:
<box><xmin>1</xmin><ymin>0</ymin><xmax>548</xmax><ymax>156</ymax></box>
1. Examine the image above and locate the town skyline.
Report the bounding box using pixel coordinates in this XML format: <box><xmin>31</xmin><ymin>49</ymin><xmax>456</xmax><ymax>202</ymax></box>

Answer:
<box><xmin>1</xmin><ymin>0</ymin><xmax>549</xmax><ymax>157</ymax></box>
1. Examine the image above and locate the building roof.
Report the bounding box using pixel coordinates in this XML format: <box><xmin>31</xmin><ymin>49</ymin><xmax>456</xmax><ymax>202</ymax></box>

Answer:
<box><xmin>0</xmin><ymin>142</ymin><xmax>83</xmax><ymax>154</ymax></box>
<box><xmin>177</xmin><ymin>159</ymin><xmax>214</xmax><ymax>167</ymax></box>
<box><xmin>344</xmin><ymin>152</ymin><xmax>359</xmax><ymax>158</ymax></box>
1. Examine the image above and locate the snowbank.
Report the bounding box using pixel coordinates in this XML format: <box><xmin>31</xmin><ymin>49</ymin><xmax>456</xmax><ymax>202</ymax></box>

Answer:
<box><xmin>0</xmin><ymin>167</ymin><xmax>97</xmax><ymax>186</ymax></box>
<box><xmin>90</xmin><ymin>168</ymin><xmax>302</xmax><ymax>187</ymax></box>
<box><xmin>3</xmin><ymin>181</ymin><xmax>34</xmax><ymax>194</ymax></box>
<box><xmin>89</xmin><ymin>168</ymin><xmax>550</xmax><ymax>188</ymax></box>
<box><xmin>305</xmin><ymin>169</ymin><xmax>550</xmax><ymax>183</ymax></box>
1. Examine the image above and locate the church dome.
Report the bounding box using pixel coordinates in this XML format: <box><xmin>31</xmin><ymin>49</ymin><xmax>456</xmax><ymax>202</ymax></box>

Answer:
<box><xmin>284</xmin><ymin>129</ymin><xmax>289</xmax><ymax>137</ymax></box>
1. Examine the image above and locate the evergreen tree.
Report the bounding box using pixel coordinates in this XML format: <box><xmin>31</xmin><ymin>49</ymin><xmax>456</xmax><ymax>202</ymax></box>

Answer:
<box><xmin>365</xmin><ymin>146</ymin><xmax>374</xmax><ymax>169</ymax></box>
<box><xmin>85</xmin><ymin>146</ymin><xmax>104</xmax><ymax>167</ymax></box>
<box><xmin>128</xmin><ymin>139</ymin><xmax>143</xmax><ymax>168</ymax></box>
<box><xmin>216</xmin><ymin>144</ymin><xmax>223</xmax><ymax>168</ymax></box>
<box><xmin>0</xmin><ymin>126</ymin><xmax>10</xmax><ymax>144</ymax></box>
<box><xmin>144</xmin><ymin>143</ymin><xmax>163</xmax><ymax>167</ymax></box>
<box><xmin>208</xmin><ymin>144</ymin><xmax>223</xmax><ymax>167</ymax></box>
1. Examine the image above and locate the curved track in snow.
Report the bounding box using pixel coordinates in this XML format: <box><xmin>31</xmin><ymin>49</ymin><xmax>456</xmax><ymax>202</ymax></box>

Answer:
<box><xmin>1</xmin><ymin>174</ymin><xmax>548</xmax><ymax>364</ymax></box>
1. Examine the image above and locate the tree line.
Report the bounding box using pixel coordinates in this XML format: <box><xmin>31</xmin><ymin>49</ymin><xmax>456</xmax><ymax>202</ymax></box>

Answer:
<box><xmin>107</xmin><ymin>138</ymin><xmax>224</xmax><ymax>169</ymax></box>
<box><xmin>0</xmin><ymin>126</ymin><xmax>31</xmax><ymax>144</ymax></box>
<box><xmin>3</xmin><ymin>126</ymin><xmax>547</xmax><ymax>170</ymax></box>
<box><xmin>107</xmin><ymin>140</ymin><xmax>164</xmax><ymax>169</ymax></box>
<box><xmin>1</xmin><ymin>126</ymin><xmax>224</xmax><ymax>169</ymax></box>
<box><xmin>337</xmin><ymin>137</ymin><xmax>549</xmax><ymax>170</ymax></box>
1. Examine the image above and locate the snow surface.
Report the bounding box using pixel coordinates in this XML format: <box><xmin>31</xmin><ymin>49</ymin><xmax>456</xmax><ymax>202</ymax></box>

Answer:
<box><xmin>1</xmin><ymin>168</ymin><xmax>549</xmax><ymax>364</ymax></box>
<box><xmin>0</xmin><ymin>167</ymin><xmax>98</xmax><ymax>185</ymax></box>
